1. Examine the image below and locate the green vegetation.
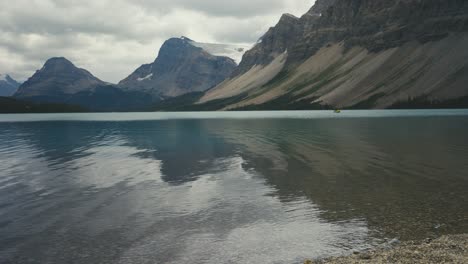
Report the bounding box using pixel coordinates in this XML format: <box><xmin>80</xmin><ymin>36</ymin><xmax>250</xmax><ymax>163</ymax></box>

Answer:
<box><xmin>152</xmin><ymin>92</ymin><xmax>204</xmax><ymax>111</ymax></box>
<box><xmin>348</xmin><ymin>93</ymin><xmax>386</xmax><ymax>109</ymax></box>
<box><xmin>152</xmin><ymin>92</ymin><xmax>250</xmax><ymax>112</ymax></box>
<box><xmin>0</xmin><ymin>97</ymin><xmax>87</xmax><ymax>113</ymax></box>
<box><xmin>389</xmin><ymin>95</ymin><xmax>468</xmax><ymax>109</ymax></box>
<box><xmin>261</xmin><ymin>69</ymin><xmax>291</xmax><ymax>88</ymax></box>
<box><xmin>232</xmin><ymin>95</ymin><xmax>332</xmax><ymax>111</ymax></box>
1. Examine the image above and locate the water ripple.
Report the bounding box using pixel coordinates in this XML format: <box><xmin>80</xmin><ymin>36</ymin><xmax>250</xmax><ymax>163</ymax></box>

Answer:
<box><xmin>0</xmin><ymin>113</ymin><xmax>467</xmax><ymax>263</ymax></box>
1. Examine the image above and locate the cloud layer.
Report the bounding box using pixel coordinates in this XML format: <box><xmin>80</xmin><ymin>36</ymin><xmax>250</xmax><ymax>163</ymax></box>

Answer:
<box><xmin>0</xmin><ymin>0</ymin><xmax>314</xmax><ymax>83</ymax></box>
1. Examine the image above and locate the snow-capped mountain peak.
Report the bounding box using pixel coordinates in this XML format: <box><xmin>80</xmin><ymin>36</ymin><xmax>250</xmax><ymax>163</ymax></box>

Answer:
<box><xmin>0</xmin><ymin>74</ymin><xmax>8</xmax><ymax>82</ymax></box>
<box><xmin>0</xmin><ymin>74</ymin><xmax>21</xmax><ymax>96</ymax></box>
<box><xmin>0</xmin><ymin>74</ymin><xmax>20</xmax><ymax>85</ymax></box>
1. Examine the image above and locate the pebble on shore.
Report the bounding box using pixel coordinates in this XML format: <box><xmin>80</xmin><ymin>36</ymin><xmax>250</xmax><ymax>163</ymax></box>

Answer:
<box><xmin>306</xmin><ymin>234</ymin><xmax>468</xmax><ymax>264</ymax></box>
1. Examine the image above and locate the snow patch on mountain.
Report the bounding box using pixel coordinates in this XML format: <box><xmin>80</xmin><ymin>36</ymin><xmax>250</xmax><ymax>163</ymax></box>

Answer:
<box><xmin>137</xmin><ymin>73</ymin><xmax>153</xmax><ymax>81</ymax></box>
<box><xmin>189</xmin><ymin>41</ymin><xmax>252</xmax><ymax>64</ymax></box>
<box><xmin>0</xmin><ymin>74</ymin><xmax>21</xmax><ymax>96</ymax></box>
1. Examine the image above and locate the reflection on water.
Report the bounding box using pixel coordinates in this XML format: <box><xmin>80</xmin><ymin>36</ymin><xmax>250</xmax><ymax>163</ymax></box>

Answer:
<box><xmin>0</xmin><ymin>111</ymin><xmax>467</xmax><ymax>263</ymax></box>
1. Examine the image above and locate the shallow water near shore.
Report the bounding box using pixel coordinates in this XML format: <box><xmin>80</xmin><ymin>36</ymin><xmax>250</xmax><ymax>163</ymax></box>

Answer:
<box><xmin>0</xmin><ymin>110</ymin><xmax>467</xmax><ymax>263</ymax></box>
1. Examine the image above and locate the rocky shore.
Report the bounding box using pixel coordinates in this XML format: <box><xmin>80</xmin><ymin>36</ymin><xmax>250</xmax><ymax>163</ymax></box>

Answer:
<box><xmin>307</xmin><ymin>234</ymin><xmax>468</xmax><ymax>264</ymax></box>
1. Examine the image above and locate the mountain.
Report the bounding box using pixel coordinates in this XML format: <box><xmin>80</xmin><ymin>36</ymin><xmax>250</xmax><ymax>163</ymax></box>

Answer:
<box><xmin>15</xmin><ymin>57</ymin><xmax>106</xmax><ymax>101</ymax></box>
<box><xmin>197</xmin><ymin>0</ymin><xmax>468</xmax><ymax>110</ymax></box>
<box><xmin>14</xmin><ymin>57</ymin><xmax>154</xmax><ymax>111</ymax></box>
<box><xmin>0</xmin><ymin>74</ymin><xmax>21</xmax><ymax>96</ymax></box>
<box><xmin>119</xmin><ymin>37</ymin><xmax>241</xmax><ymax>98</ymax></box>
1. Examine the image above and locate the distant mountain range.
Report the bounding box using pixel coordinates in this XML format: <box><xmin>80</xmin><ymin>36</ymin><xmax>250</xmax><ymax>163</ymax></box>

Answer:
<box><xmin>3</xmin><ymin>0</ymin><xmax>468</xmax><ymax>112</ymax></box>
<box><xmin>0</xmin><ymin>74</ymin><xmax>21</xmax><ymax>97</ymax></box>
<box><xmin>11</xmin><ymin>38</ymin><xmax>246</xmax><ymax>111</ymax></box>
<box><xmin>14</xmin><ymin>57</ymin><xmax>155</xmax><ymax>111</ymax></box>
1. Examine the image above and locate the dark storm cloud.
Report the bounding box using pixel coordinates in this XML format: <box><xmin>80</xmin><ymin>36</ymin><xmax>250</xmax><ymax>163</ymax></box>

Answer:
<box><xmin>0</xmin><ymin>0</ymin><xmax>313</xmax><ymax>82</ymax></box>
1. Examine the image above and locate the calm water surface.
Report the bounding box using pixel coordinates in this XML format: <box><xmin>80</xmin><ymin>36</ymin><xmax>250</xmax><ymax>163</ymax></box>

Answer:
<box><xmin>0</xmin><ymin>110</ymin><xmax>467</xmax><ymax>263</ymax></box>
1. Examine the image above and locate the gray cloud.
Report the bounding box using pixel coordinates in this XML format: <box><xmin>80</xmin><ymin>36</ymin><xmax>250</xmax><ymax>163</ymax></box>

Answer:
<box><xmin>0</xmin><ymin>0</ymin><xmax>314</xmax><ymax>83</ymax></box>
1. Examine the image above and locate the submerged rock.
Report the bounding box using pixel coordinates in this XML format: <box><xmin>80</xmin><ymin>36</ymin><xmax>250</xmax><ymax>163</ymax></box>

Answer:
<box><xmin>389</xmin><ymin>238</ymin><xmax>401</xmax><ymax>246</ymax></box>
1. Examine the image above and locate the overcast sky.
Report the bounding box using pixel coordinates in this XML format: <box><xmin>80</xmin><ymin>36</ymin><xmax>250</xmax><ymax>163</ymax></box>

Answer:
<box><xmin>0</xmin><ymin>0</ymin><xmax>314</xmax><ymax>83</ymax></box>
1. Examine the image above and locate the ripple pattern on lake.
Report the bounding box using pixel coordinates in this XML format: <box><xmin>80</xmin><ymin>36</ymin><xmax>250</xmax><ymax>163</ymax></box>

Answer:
<box><xmin>0</xmin><ymin>111</ymin><xmax>467</xmax><ymax>263</ymax></box>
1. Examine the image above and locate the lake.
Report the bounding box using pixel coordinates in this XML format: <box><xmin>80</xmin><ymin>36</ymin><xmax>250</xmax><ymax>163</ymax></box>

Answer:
<box><xmin>0</xmin><ymin>110</ymin><xmax>467</xmax><ymax>263</ymax></box>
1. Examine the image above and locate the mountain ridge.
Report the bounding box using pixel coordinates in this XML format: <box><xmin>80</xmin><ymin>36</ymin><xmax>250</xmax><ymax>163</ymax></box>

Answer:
<box><xmin>197</xmin><ymin>0</ymin><xmax>468</xmax><ymax>110</ymax></box>
<box><xmin>118</xmin><ymin>37</ymin><xmax>240</xmax><ymax>98</ymax></box>
<box><xmin>6</xmin><ymin>1</ymin><xmax>468</xmax><ymax>112</ymax></box>
<box><xmin>15</xmin><ymin>57</ymin><xmax>106</xmax><ymax>99</ymax></box>
<box><xmin>13</xmin><ymin>57</ymin><xmax>155</xmax><ymax>111</ymax></box>
<box><xmin>8</xmin><ymin>37</ymin><xmax>248</xmax><ymax>111</ymax></box>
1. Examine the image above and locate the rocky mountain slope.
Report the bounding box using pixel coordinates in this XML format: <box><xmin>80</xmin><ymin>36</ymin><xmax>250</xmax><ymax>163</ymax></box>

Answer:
<box><xmin>119</xmin><ymin>37</ymin><xmax>239</xmax><ymax>98</ymax></box>
<box><xmin>0</xmin><ymin>74</ymin><xmax>21</xmax><ymax>97</ymax></box>
<box><xmin>198</xmin><ymin>0</ymin><xmax>468</xmax><ymax>110</ymax></box>
<box><xmin>13</xmin><ymin>58</ymin><xmax>153</xmax><ymax>111</ymax></box>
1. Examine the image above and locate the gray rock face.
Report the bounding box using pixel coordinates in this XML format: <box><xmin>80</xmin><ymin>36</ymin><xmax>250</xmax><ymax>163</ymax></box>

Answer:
<box><xmin>232</xmin><ymin>0</ymin><xmax>337</xmax><ymax>77</ymax></box>
<box><xmin>15</xmin><ymin>57</ymin><xmax>105</xmax><ymax>99</ymax></box>
<box><xmin>199</xmin><ymin>0</ymin><xmax>468</xmax><ymax>110</ymax></box>
<box><xmin>236</xmin><ymin>0</ymin><xmax>468</xmax><ymax>73</ymax></box>
<box><xmin>0</xmin><ymin>74</ymin><xmax>21</xmax><ymax>97</ymax></box>
<box><xmin>307</xmin><ymin>0</ymin><xmax>337</xmax><ymax>15</ymax></box>
<box><xmin>231</xmin><ymin>14</ymin><xmax>301</xmax><ymax>77</ymax></box>
<box><xmin>294</xmin><ymin>0</ymin><xmax>468</xmax><ymax>62</ymax></box>
<box><xmin>119</xmin><ymin>37</ymin><xmax>237</xmax><ymax>98</ymax></box>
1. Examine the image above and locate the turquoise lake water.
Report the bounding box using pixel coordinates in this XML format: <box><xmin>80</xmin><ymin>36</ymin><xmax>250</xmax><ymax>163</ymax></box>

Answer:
<box><xmin>0</xmin><ymin>110</ymin><xmax>467</xmax><ymax>263</ymax></box>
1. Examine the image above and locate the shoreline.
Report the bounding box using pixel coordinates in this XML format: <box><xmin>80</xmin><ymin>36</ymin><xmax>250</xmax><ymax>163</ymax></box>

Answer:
<box><xmin>308</xmin><ymin>234</ymin><xmax>468</xmax><ymax>264</ymax></box>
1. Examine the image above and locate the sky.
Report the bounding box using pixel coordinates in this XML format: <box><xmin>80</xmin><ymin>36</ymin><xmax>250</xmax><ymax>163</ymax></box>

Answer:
<box><xmin>0</xmin><ymin>0</ymin><xmax>314</xmax><ymax>83</ymax></box>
